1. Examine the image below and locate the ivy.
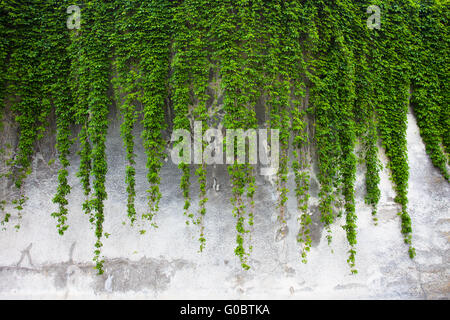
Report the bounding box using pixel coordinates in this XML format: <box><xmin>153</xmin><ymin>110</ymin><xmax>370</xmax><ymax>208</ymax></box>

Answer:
<box><xmin>4</xmin><ymin>0</ymin><xmax>47</xmax><ymax>191</ymax></box>
<box><xmin>112</xmin><ymin>2</ymin><xmax>140</xmax><ymax>225</ymax></box>
<box><xmin>0</xmin><ymin>5</ymin><xmax>9</xmax><ymax>120</ymax></box>
<box><xmin>371</xmin><ymin>0</ymin><xmax>416</xmax><ymax>258</ymax></box>
<box><xmin>46</xmin><ymin>0</ymin><xmax>75</xmax><ymax>235</ymax></box>
<box><xmin>2</xmin><ymin>0</ymin><xmax>56</xmax><ymax>229</ymax></box>
<box><xmin>138</xmin><ymin>0</ymin><xmax>171</xmax><ymax>226</ymax></box>
<box><xmin>67</xmin><ymin>0</ymin><xmax>114</xmax><ymax>273</ymax></box>
<box><xmin>171</xmin><ymin>0</ymin><xmax>213</xmax><ymax>250</ymax></box>
<box><xmin>263</xmin><ymin>1</ymin><xmax>292</xmax><ymax>242</ymax></box>
<box><xmin>172</xmin><ymin>0</ymin><xmax>196</xmax><ymax>225</ymax></box>
<box><xmin>308</xmin><ymin>1</ymin><xmax>345</xmax><ymax>246</ymax></box>
<box><xmin>238</xmin><ymin>0</ymin><xmax>263</xmax><ymax>258</ymax></box>
<box><xmin>190</xmin><ymin>0</ymin><xmax>211</xmax><ymax>252</ymax></box>
<box><xmin>410</xmin><ymin>0</ymin><xmax>449</xmax><ymax>181</ymax></box>
<box><xmin>2</xmin><ymin>0</ymin><xmax>448</xmax><ymax>274</ymax></box>
<box><xmin>211</xmin><ymin>0</ymin><xmax>260</xmax><ymax>270</ymax></box>
<box><xmin>292</xmin><ymin>2</ymin><xmax>315</xmax><ymax>263</ymax></box>
<box><xmin>353</xmin><ymin>1</ymin><xmax>381</xmax><ymax>223</ymax></box>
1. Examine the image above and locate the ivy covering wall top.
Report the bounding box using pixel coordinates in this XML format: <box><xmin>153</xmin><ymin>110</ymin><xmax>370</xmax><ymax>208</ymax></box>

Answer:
<box><xmin>0</xmin><ymin>0</ymin><xmax>448</xmax><ymax>274</ymax></box>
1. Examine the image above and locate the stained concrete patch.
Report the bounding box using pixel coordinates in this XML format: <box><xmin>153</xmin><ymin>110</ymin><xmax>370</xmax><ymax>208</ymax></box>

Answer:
<box><xmin>0</xmin><ymin>257</ymin><xmax>193</xmax><ymax>298</ymax></box>
<box><xmin>92</xmin><ymin>257</ymin><xmax>193</xmax><ymax>293</ymax></box>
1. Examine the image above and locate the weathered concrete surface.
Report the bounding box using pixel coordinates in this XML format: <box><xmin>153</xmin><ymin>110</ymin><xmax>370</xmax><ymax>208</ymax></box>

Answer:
<box><xmin>0</xmin><ymin>108</ymin><xmax>448</xmax><ymax>299</ymax></box>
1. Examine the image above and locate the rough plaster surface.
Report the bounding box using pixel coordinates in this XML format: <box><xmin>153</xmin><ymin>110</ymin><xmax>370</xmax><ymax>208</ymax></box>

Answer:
<box><xmin>0</xmin><ymin>109</ymin><xmax>448</xmax><ymax>300</ymax></box>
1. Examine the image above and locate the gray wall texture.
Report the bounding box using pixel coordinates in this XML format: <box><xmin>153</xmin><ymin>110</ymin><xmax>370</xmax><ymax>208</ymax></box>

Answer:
<box><xmin>0</xmin><ymin>107</ymin><xmax>448</xmax><ymax>299</ymax></box>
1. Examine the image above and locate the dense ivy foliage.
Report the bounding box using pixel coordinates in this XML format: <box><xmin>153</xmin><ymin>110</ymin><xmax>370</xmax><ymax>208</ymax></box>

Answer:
<box><xmin>410</xmin><ymin>0</ymin><xmax>449</xmax><ymax>181</ymax></box>
<box><xmin>372</xmin><ymin>0</ymin><xmax>416</xmax><ymax>258</ymax></box>
<box><xmin>171</xmin><ymin>0</ymin><xmax>212</xmax><ymax>250</ymax></box>
<box><xmin>0</xmin><ymin>0</ymin><xmax>448</xmax><ymax>274</ymax></box>
<box><xmin>70</xmin><ymin>0</ymin><xmax>114</xmax><ymax>273</ymax></box>
<box><xmin>112</xmin><ymin>0</ymin><xmax>171</xmax><ymax>233</ymax></box>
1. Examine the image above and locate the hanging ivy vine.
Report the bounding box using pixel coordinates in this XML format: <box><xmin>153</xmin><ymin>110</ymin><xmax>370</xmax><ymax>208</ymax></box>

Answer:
<box><xmin>371</xmin><ymin>0</ymin><xmax>416</xmax><ymax>258</ymax></box>
<box><xmin>171</xmin><ymin>0</ymin><xmax>212</xmax><ymax>251</ymax></box>
<box><xmin>0</xmin><ymin>5</ymin><xmax>9</xmax><ymax>120</ymax></box>
<box><xmin>138</xmin><ymin>1</ymin><xmax>171</xmax><ymax>226</ymax></box>
<box><xmin>47</xmin><ymin>0</ymin><xmax>76</xmax><ymax>235</ymax></box>
<box><xmin>112</xmin><ymin>1</ymin><xmax>141</xmax><ymax>225</ymax></box>
<box><xmin>410</xmin><ymin>0</ymin><xmax>449</xmax><ymax>181</ymax></box>
<box><xmin>263</xmin><ymin>1</ymin><xmax>292</xmax><ymax>243</ymax></box>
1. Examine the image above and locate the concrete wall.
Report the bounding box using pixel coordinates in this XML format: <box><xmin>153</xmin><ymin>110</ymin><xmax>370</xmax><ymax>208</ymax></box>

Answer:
<box><xmin>0</xmin><ymin>108</ymin><xmax>448</xmax><ymax>299</ymax></box>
